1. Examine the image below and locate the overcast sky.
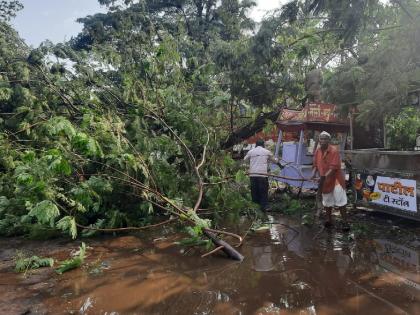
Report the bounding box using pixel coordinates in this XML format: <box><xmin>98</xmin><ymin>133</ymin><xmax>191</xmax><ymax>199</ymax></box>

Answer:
<box><xmin>12</xmin><ymin>0</ymin><xmax>287</xmax><ymax>47</ymax></box>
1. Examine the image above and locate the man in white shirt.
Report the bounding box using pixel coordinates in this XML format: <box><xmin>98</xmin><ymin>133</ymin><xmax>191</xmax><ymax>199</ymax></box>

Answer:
<box><xmin>244</xmin><ymin>139</ymin><xmax>277</xmax><ymax>210</ymax></box>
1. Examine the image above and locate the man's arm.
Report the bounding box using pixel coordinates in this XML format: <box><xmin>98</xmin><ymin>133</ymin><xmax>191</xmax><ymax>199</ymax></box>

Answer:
<box><xmin>268</xmin><ymin>154</ymin><xmax>278</xmax><ymax>164</ymax></box>
<box><xmin>325</xmin><ymin>149</ymin><xmax>341</xmax><ymax>177</ymax></box>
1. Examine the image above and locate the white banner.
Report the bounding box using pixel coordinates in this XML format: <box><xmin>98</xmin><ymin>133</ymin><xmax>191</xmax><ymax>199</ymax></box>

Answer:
<box><xmin>371</xmin><ymin>176</ymin><xmax>417</xmax><ymax>212</ymax></box>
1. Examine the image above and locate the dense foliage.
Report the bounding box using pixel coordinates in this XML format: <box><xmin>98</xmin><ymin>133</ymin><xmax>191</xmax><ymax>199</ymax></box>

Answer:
<box><xmin>386</xmin><ymin>107</ymin><xmax>420</xmax><ymax>150</ymax></box>
<box><xmin>322</xmin><ymin>0</ymin><xmax>420</xmax><ymax>148</ymax></box>
<box><xmin>0</xmin><ymin>1</ymin><xmax>257</xmax><ymax>238</ymax></box>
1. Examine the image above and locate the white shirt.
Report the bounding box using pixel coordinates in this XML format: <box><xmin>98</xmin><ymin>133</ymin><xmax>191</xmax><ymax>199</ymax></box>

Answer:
<box><xmin>244</xmin><ymin>146</ymin><xmax>274</xmax><ymax>177</ymax></box>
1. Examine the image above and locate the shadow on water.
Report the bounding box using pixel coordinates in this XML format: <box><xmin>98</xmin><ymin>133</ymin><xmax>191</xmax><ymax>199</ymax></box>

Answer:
<box><xmin>1</xmin><ymin>213</ymin><xmax>419</xmax><ymax>315</ymax></box>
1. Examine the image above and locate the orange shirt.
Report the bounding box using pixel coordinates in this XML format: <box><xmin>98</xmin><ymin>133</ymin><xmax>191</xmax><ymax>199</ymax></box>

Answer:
<box><xmin>313</xmin><ymin>145</ymin><xmax>345</xmax><ymax>193</ymax></box>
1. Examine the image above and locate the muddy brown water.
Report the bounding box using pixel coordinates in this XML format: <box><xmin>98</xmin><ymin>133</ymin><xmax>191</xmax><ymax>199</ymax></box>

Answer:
<box><xmin>1</xmin><ymin>214</ymin><xmax>419</xmax><ymax>315</ymax></box>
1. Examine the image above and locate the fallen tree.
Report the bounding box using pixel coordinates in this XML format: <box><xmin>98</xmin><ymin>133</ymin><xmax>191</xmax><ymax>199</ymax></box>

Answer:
<box><xmin>221</xmin><ymin>108</ymin><xmax>282</xmax><ymax>149</ymax></box>
<box><xmin>0</xmin><ymin>15</ymin><xmax>253</xmax><ymax>260</ymax></box>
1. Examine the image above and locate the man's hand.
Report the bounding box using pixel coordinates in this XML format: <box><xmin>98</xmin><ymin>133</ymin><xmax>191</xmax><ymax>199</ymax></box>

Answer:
<box><xmin>324</xmin><ymin>169</ymin><xmax>334</xmax><ymax>178</ymax></box>
<box><xmin>311</xmin><ymin>177</ymin><xmax>320</xmax><ymax>183</ymax></box>
<box><xmin>315</xmin><ymin>175</ymin><xmax>326</xmax><ymax>187</ymax></box>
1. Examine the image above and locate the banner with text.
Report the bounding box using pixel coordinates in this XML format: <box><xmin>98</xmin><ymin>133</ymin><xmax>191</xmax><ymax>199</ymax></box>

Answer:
<box><xmin>371</xmin><ymin>176</ymin><xmax>417</xmax><ymax>212</ymax></box>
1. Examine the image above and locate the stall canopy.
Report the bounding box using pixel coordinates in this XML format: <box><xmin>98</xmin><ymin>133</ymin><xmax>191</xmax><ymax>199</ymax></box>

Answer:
<box><xmin>277</xmin><ymin>103</ymin><xmax>350</xmax><ymax>133</ymax></box>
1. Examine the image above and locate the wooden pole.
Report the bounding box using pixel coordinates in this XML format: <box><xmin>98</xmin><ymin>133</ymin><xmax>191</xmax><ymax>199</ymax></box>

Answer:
<box><xmin>274</xmin><ymin>130</ymin><xmax>283</xmax><ymax>159</ymax></box>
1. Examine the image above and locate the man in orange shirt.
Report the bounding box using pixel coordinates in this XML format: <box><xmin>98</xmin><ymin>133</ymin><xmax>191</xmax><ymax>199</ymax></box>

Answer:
<box><xmin>312</xmin><ymin>131</ymin><xmax>349</xmax><ymax>230</ymax></box>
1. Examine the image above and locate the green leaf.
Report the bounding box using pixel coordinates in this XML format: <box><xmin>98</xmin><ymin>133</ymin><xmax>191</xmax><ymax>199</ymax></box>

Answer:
<box><xmin>186</xmin><ymin>210</ymin><xmax>211</xmax><ymax>229</ymax></box>
<box><xmin>15</xmin><ymin>255</ymin><xmax>54</xmax><ymax>273</ymax></box>
<box><xmin>22</xmin><ymin>151</ymin><xmax>36</xmax><ymax>162</ymax></box>
<box><xmin>16</xmin><ymin>173</ymin><xmax>33</xmax><ymax>185</ymax></box>
<box><xmin>57</xmin><ymin>216</ymin><xmax>78</xmax><ymax>239</ymax></box>
<box><xmin>48</xmin><ymin>155</ymin><xmax>72</xmax><ymax>176</ymax></box>
<box><xmin>86</xmin><ymin>176</ymin><xmax>112</xmax><ymax>193</ymax></box>
<box><xmin>0</xmin><ymin>196</ymin><xmax>10</xmax><ymax>212</ymax></box>
<box><xmin>139</xmin><ymin>201</ymin><xmax>154</xmax><ymax>215</ymax></box>
<box><xmin>28</xmin><ymin>200</ymin><xmax>60</xmax><ymax>226</ymax></box>
<box><xmin>70</xmin><ymin>184</ymin><xmax>97</xmax><ymax>211</ymax></box>
<box><xmin>46</xmin><ymin>116</ymin><xmax>76</xmax><ymax>138</ymax></box>
<box><xmin>235</xmin><ymin>170</ymin><xmax>247</xmax><ymax>183</ymax></box>
<box><xmin>55</xmin><ymin>242</ymin><xmax>86</xmax><ymax>274</ymax></box>
<box><xmin>223</xmin><ymin>155</ymin><xmax>235</xmax><ymax>168</ymax></box>
<box><xmin>72</xmin><ymin>132</ymin><xmax>103</xmax><ymax>157</ymax></box>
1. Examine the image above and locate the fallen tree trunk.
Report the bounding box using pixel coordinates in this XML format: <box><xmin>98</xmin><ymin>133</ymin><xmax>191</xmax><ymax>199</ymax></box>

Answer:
<box><xmin>203</xmin><ymin>230</ymin><xmax>244</xmax><ymax>261</ymax></box>
<box><xmin>221</xmin><ymin>108</ymin><xmax>282</xmax><ymax>149</ymax></box>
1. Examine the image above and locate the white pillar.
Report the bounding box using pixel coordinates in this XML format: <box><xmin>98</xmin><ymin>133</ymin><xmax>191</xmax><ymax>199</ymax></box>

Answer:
<box><xmin>296</xmin><ymin>129</ymin><xmax>304</xmax><ymax>164</ymax></box>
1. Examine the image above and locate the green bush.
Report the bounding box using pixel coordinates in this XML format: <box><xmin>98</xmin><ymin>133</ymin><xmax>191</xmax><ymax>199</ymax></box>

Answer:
<box><xmin>386</xmin><ymin>107</ymin><xmax>420</xmax><ymax>150</ymax></box>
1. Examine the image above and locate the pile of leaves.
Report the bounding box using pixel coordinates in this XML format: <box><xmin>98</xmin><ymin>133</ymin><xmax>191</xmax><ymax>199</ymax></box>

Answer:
<box><xmin>14</xmin><ymin>254</ymin><xmax>54</xmax><ymax>274</ymax></box>
<box><xmin>14</xmin><ymin>242</ymin><xmax>87</xmax><ymax>275</ymax></box>
<box><xmin>55</xmin><ymin>242</ymin><xmax>87</xmax><ymax>274</ymax></box>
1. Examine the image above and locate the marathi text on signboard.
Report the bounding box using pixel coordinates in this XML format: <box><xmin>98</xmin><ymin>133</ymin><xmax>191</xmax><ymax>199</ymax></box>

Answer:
<box><xmin>278</xmin><ymin>103</ymin><xmax>349</xmax><ymax>124</ymax></box>
<box><xmin>371</xmin><ymin>176</ymin><xmax>417</xmax><ymax>212</ymax></box>
<box><xmin>354</xmin><ymin>174</ymin><xmax>417</xmax><ymax>213</ymax></box>
<box><xmin>306</xmin><ymin>103</ymin><xmax>342</xmax><ymax>122</ymax></box>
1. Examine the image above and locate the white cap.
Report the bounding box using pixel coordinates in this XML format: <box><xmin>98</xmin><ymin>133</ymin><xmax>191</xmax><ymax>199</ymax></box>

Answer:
<box><xmin>319</xmin><ymin>131</ymin><xmax>331</xmax><ymax>138</ymax></box>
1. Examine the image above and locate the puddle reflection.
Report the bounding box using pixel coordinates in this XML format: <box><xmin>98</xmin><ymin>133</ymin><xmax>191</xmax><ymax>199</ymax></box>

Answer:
<box><xmin>252</xmin><ymin>245</ymin><xmax>274</xmax><ymax>272</ymax></box>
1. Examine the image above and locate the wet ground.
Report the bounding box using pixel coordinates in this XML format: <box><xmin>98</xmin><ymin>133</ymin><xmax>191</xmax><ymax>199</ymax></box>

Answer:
<box><xmin>1</xmin><ymin>212</ymin><xmax>420</xmax><ymax>315</ymax></box>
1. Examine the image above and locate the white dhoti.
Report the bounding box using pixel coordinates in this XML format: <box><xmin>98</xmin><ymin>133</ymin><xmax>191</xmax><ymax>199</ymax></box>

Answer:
<box><xmin>322</xmin><ymin>184</ymin><xmax>347</xmax><ymax>207</ymax></box>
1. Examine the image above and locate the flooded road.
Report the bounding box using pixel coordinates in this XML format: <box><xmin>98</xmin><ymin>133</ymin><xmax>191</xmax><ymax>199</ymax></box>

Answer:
<box><xmin>1</xmin><ymin>214</ymin><xmax>419</xmax><ymax>315</ymax></box>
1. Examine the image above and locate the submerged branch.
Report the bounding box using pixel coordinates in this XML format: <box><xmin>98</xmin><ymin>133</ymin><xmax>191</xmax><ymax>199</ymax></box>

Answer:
<box><xmin>204</xmin><ymin>228</ymin><xmax>243</xmax><ymax>247</ymax></box>
<box><xmin>201</xmin><ymin>246</ymin><xmax>224</xmax><ymax>258</ymax></box>
<box><xmin>75</xmin><ymin>218</ymin><xmax>177</xmax><ymax>232</ymax></box>
<box><xmin>203</xmin><ymin>230</ymin><xmax>244</xmax><ymax>261</ymax></box>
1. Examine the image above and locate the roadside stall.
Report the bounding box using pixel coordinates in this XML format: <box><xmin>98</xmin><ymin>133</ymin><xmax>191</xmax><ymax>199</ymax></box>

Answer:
<box><xmin>347</xmin><ymin>149</ymin><xmax>420</xmax><ymax>221</ymax></box>
<box><xmin>272</xmin><ymin>103</ymin><xmax>350</xmax><ymax>190</ymax></box>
